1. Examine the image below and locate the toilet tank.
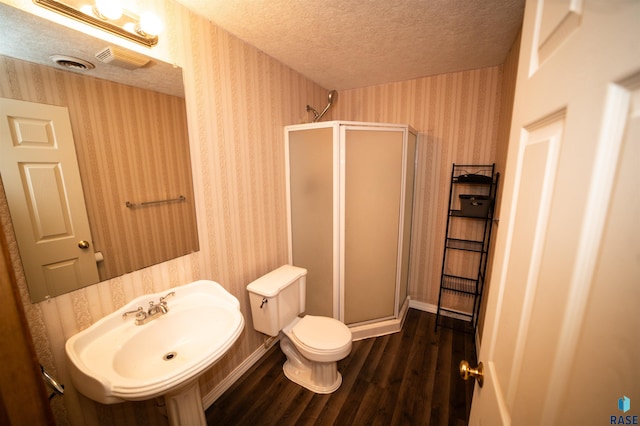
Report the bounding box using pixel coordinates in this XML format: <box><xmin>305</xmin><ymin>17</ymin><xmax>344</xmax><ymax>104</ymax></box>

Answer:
<box><xmin>246</xmin><ymin>265</ymin><xmax>307</xmax><ymax>336</ymax></box>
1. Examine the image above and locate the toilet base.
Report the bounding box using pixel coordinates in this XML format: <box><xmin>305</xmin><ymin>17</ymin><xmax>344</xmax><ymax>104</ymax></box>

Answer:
<box><xmin>282</xmin><ymin>360</ymin><xmax>342</xmax><ymax>394</ymax></box>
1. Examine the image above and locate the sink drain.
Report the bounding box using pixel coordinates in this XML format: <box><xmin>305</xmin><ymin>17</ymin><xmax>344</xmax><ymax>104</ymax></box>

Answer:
<box><xmin>163</xmin><ymin>352</ymin><xmax>177</xmax><ymax>361</ymax></box>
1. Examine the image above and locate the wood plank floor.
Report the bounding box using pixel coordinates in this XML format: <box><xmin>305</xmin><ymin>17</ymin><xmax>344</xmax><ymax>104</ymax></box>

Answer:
<box><xmin>206</xmin><ymin>309</ymin><xmax>477</xmax><ymax>426</ymax></box>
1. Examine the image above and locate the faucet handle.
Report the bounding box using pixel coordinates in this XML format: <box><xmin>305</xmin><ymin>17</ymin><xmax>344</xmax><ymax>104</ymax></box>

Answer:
<box><xmin>122</xmin><ymin>306</ymin><xmax>145</xmax><ymax>320</ymax></box>
<box><xmin>160</xmin><ymin>291</ymin><xmax>175</xmax><ymax>303</ymax></box>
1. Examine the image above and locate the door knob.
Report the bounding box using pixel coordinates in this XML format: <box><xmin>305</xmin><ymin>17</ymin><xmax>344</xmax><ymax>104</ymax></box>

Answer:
<box><xmin>78</xmin><ymin>240</ymin><xmax>90</xmax><ymax>249</ymax></box>
<box><xmin>460</xmin><ymin>360</ymin><xmax>484</xmax><ymax>387</ymax></box>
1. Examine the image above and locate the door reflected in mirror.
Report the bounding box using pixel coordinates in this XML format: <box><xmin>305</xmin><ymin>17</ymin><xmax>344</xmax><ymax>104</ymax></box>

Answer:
<box><xmin>0</xmin><ymin>3</ymin><xmax>198</xmax><ymax>302</ymax></box>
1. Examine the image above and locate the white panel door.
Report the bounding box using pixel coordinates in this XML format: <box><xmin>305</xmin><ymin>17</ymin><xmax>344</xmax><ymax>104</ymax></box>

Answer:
<box><xmin>0</xmin><ymin>98</ymin><xmax>99</xmax><ymax>301</ymax></box>
<box><xmin>469</xmin><ymin>0</ymin><xmax>640</xmax><ymax>424</ymax></box>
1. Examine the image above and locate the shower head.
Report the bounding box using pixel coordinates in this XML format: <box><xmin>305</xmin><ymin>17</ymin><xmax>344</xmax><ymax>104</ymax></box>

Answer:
<box><xmin>315</xmin><ymin>90</ymin><xmax>338</xmax><ymax>122</ymax></box>
<box><xmin>327</xmin><ymin>90</ymin><xmax>338</xmax><ymax>105</ymax></box>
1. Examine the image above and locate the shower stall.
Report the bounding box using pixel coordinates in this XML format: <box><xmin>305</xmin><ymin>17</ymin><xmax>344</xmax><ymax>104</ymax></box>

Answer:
<box><xmin>285</xmin><ymin>121</ymin><xmax>418</xmax><ymax>340</ymax></box>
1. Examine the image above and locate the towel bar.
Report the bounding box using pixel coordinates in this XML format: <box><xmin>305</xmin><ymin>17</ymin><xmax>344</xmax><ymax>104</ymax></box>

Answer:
<box><xmin>125</xmin><ymin>195</ymin><xmax>186</xmax><ymax>208</ymax></box>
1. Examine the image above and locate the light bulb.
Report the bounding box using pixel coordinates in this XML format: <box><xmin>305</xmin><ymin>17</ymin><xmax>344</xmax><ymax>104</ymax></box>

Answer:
<box><xmin>79</xmin><ymin>5</ymin><xmax>93</xmax><ymax>16</ymax></box>
<box><xmin>123</xmin><ymin>22</ymin><xmax>137</xmax><ymax>33</ymax></box>
<box><xmin>94</xmin><ymin>0</ymin><xmax>122</xmax><ymax>20</ymax></box>
<box><xmin>138</xmin><ymin>12</ymin><xmax>163</xmax><ymax>36</ymax></box>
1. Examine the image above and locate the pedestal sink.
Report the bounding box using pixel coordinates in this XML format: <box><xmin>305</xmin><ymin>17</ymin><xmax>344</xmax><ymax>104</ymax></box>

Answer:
<box><xmin>65</xmin><ymin>280</ymin><xmax>244</xmax><ymax>426</ymax></box>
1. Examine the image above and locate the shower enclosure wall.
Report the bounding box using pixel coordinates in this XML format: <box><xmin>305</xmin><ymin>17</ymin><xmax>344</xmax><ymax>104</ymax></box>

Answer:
<box><xmin>285</xmin><ymin>121</ymin><xmax>417</xmax><ymax>339</ymax></box>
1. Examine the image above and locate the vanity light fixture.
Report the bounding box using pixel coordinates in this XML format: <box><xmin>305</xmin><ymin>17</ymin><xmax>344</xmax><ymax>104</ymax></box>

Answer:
<box><xmin>34</xmin><ymin>0</ymin><xmax>163</xmax><ymax>47</ymax></box>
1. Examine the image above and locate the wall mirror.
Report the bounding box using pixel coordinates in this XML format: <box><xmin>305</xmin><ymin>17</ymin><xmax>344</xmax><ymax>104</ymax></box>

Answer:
<box><xmin>0</xmin><ymin>3</ymin><xmax>199</xmax><ymax>302</ymax></box>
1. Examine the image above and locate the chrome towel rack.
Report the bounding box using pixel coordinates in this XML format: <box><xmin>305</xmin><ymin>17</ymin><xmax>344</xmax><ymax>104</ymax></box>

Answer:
<box><xmin>125</xmin><ymin>195</ymin><xmax>186</xmax><ymax>208</ymax></box>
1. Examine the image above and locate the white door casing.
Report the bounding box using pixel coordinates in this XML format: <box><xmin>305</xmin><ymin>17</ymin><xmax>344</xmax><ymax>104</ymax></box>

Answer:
<box><xmin>0</xmin><ymin>98</ymin><xmax>99</xmax><ymax>301</ymax></box>
<box><xmin>470</xmin><ymin>0</ymin><xmax>640</xmax><ymax>424</ymax></box>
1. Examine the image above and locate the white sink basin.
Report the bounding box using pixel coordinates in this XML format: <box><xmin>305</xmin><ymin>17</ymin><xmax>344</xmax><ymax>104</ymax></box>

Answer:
<box><xmin>66</xmin><ymin>280</ymin><xmax>244</xmax><ymax>405</ymax></box>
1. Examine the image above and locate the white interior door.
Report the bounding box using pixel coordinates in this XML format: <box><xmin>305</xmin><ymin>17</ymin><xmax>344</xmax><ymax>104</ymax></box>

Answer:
<box><xmin>469</xmin><ymin>0</ymin><xmax>640</xmax><ymax>424</ymax></box>
<box><xmin>0</xmin><ymin>98</ymin><xmax>99</xmax><ymax>301</ymax></box>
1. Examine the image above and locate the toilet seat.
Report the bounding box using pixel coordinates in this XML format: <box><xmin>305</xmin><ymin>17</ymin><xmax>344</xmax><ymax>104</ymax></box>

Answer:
<box><xmin>284</xmin><ymin>315</ymin><xmax>352</xmax><ymax>363</ymax></box>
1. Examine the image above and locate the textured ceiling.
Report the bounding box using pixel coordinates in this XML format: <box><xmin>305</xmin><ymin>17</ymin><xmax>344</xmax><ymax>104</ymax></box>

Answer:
<box><xmin>176</xmin><ymin>0</ymin><xmax>525</xmax><ymax>90</ymax></box>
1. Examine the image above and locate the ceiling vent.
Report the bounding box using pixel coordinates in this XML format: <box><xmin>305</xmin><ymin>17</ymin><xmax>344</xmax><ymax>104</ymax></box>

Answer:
<box><xmin>94</xmin><ymin>46</ymin><xmax>150</xmax><ymax>70</ymax></box>
<box><xmin>49</xmin><ymin>55</ymin><xmax>95</xmax><ymax>71</ymax></box>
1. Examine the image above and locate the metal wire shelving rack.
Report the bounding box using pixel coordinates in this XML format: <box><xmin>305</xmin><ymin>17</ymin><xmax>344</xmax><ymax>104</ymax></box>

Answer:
<box><xmin>435</xmin><ymin>163</ymin><xmax>500</xmax><ymax>333</ymax></box>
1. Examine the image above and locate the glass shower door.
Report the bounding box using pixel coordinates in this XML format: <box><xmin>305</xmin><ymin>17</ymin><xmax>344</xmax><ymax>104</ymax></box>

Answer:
<box><xmin>287</xmin><ymin>126</ymin><xmax>337</xmax><ymax>317</ymax></box>
<box><xmin>342</xmin><ymin>127</ymin><xmax>404</xmax><ymax>324</ymax></box>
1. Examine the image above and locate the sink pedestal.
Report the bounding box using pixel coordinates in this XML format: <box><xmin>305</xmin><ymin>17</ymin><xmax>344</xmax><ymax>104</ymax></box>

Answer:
<box><xmin>164</xmin><ymin>378</ymin><xmax>206</xmax><ymax>426</ymax></box>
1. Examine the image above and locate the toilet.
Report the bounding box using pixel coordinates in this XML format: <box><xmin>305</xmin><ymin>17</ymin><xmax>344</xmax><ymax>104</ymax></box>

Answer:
<box><xmin>247</xmin><ymin>265</ymin><xmax>352</xmax><ymax>394</ymax></box>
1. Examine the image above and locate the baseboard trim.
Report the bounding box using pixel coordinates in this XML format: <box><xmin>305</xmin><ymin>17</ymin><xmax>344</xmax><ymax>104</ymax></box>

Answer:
<box><xmin>408</xmin><ymin>299</ymin><xmax>437</xmax><ymax>313</ymax></box>
<box><xmin>202</xmin><ymin>339</ymin><xmax>278</xmax><ymax>409</ymax></box>
<box><xmin>410</xmin><ymin>300</ymin><xmax>473</xmax><ymax>322</ymax></box>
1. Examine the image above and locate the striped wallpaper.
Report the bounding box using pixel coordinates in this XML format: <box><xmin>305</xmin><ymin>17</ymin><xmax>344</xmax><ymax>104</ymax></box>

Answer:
<box><xmin>0</xmin><ymin>0</ymin><xmax>518</xmax><ymax>424</ymax></box>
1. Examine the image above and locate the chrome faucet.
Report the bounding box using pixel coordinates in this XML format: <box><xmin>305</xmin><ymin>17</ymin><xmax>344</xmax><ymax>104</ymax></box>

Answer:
<box><xmin>122</xmin><ymin>291</ymin><xmax>176</xmax><ymax>325</ymax></box>
<box><xmin>147</xmin><ymin>300</ymin><xmax>164</xmax><ymax>316</ymax></box>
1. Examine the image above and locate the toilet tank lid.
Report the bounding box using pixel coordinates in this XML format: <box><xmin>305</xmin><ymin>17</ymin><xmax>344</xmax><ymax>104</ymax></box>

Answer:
<box><xmin>246</xmin><ymin>265</ymin><xmax>307</xmax><ymax>297</ymax></box>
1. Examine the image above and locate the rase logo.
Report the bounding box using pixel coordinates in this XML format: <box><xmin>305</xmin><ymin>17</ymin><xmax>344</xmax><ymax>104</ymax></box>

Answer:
<box><xmin>611</xmin><ymin>396</ymin><xmax>638</xmax><ymax>425</ymax></box>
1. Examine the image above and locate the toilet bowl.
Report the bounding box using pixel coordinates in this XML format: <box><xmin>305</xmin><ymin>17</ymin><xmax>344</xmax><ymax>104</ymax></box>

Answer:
<box><xmin>246</xmin><ymin>265</ymin><xmax>352</xmax><ymax>393</ymax></box>
<box><xmin>280</xmin><ymin>315</ymin><xmax>352</xmax><ymax>393</ymax></box>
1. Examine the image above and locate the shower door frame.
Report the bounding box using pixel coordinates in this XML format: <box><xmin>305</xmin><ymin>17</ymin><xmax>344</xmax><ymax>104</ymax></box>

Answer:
<box><xmin>285</xmin><ymin>121</ymin><xmax>417</xmax><ymax>335</ymax></box>
<box><xmin>338</xmin><ymin>123</ymin><xmax>411</xmax><ymax>325</ymax></box>
<box><xmin>285</xmin><ymin>121</ymin><xmax>342</xmax><ymax>318</ymax></box>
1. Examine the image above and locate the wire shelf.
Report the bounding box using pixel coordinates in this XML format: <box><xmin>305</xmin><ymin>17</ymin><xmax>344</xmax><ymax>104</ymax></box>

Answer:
<box><xmin>445</xmin><ymin>238</ymin><xmax>484</xmax><ymax>252</ymax></box>
<box><xmin>441</xmin><ymin>274</ymin><xmax>477</xmax><ymax>296</ymax></box>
